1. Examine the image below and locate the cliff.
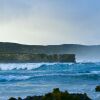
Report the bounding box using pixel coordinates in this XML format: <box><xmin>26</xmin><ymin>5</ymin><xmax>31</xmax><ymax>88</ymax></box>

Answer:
<box><xmin>0</xmin><ymin>42</ymin><xmax>100</xmax><ymax>61</ymax></box>
<box><xmin>0</xmin><ymin>53</ymin><xmax>75</xmax><ymax>63</ymax></box>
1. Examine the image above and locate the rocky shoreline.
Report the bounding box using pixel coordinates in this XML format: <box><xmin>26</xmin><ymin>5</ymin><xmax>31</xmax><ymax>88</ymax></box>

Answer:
<box><xmin>8</xmin><ymin>88</ymin><xmax>91</xmax><ymax>100</ymax></box>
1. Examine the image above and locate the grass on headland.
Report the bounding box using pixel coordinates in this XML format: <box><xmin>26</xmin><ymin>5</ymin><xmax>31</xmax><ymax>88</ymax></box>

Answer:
<box><xmin>8</xmin><ymin>88</ymin><xmax>91</xmax><ymax>100</ymax></box>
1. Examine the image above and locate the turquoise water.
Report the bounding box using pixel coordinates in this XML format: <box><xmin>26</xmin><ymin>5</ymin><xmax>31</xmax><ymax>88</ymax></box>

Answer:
<box><xmin>0</xmin><ymin>63</ymin><xmax>100</xmax><ymax>100</ymax></box>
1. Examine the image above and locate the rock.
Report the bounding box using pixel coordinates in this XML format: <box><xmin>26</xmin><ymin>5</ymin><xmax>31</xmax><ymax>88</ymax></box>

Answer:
<box><xmin>8</xmin><ymin>97</ymin><xmax>17</xmax><ymax>100</ymax></box>
<box><xmin>8</xmin><ymin>88</ymin><xmax>91</xmax><ymax>100</ymax></box>
<box><xmin>95</xmin><ymin>85</ymin><xmax>100</xmax><ymax>92</ymax></box>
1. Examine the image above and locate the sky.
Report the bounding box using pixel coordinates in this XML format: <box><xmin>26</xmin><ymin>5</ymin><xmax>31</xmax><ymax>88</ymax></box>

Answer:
<box><xmin>0</xmin><ymin>0</ymin><xmax>100</xmax><ymax>45</ymax></box>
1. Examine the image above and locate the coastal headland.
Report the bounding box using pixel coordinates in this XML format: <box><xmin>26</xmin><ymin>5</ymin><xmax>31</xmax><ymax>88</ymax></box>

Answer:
<box><xmin>0</xmin><ymin>53</ymin><xmax>75</xmax><ymax>63</ymax></box>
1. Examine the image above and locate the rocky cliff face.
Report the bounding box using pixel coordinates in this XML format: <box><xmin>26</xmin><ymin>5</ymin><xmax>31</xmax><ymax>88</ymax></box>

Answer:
<box><xmin>0</xmin><ymin>53</ymin><xmax>76</xmax><ymax>63</ymax></box>
<box><xmin>0</xmin><ymin>42</ymin><xmax>100</xmax><ymax>61</ymax></box>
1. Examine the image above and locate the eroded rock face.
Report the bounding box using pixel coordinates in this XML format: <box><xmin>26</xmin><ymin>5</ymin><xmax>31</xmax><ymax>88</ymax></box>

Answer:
<box><xmin>95</xmin><ymin>85</ymin><xmax>100</xmax><ymax>92</ymax></box>
<box><xmin>0</xmin><ymin>54</ymin><xmax>76</xmax><ymax>63</ymax></box>
<box><xmin>8</xmin><ymin>88</ymin><xmax>91</xmax><ymax>100</ymax></box>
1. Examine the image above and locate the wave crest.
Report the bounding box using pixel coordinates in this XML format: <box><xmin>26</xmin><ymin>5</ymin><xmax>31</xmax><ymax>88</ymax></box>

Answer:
<box><xmin>0</xmin><ymin>63</ymin><xmax>73</xmax><ymax>71</ymax></box>
<box><xmin>0</xmin><ymin>75</ymin><xmax>31</xmax><ymax>82</ymax></box>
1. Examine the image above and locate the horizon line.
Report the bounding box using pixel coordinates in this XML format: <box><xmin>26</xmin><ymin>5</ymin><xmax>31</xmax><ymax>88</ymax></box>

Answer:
<box><xmin>0</xmin><ymin>42</ymin><xmax>100</xmax><ymax>46</ymax></box>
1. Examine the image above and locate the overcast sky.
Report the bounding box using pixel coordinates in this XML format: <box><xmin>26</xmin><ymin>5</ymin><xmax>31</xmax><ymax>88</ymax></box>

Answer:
<box><xmin>0</xmin><ymin>0</ymin><xmax>100</xmax><ymax>45</ymax></box>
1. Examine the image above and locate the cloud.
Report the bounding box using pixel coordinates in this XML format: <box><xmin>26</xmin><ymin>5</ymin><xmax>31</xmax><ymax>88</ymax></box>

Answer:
<box><xmin>0</xmin><ymin>0</ymin><xmax>100</xmax><ymax>45</ymax></box>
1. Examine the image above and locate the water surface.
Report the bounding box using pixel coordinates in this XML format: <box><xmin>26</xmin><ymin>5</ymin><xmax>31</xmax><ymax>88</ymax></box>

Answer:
<box><xmin>0</xmin><ymin>63</ymin><xmax>100</xmax><ymax>100</ymax></box>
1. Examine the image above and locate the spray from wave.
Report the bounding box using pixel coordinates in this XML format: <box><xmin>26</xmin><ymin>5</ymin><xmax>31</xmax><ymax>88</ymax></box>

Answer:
<box><xmin>0</xmin><ymin>63</ymin><xmax>100</xmax><ymax>82</ymax></box>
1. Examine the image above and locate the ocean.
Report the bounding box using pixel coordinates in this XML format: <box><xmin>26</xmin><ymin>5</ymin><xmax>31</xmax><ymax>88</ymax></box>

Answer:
<box><xmin>0</xmin><ymin>63</ymin><xmax>100</xmax><ymax>100</ymax></box>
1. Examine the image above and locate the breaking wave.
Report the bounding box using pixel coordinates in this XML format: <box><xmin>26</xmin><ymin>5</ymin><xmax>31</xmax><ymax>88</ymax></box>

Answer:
<box><xmin>0</xmin><ymin>62</ymin><xmax>100</xmax><ymax>82</ymax></box>
<box><xmin>0</xmin><ymin>63</ymin><xmax>73</xmax><ymax>71</ymax></box>
<box><xmin>0</xmin><ymin>62</ymin><xmax>100</xmax><ymax>72</ymax></box>
<box><xmin>0</xmin><ymin>62</ymin><xmax>99</xmax><ymax>100</ymax></box>
<box><xmin>0</xmin><ymin>73</ymin><xmax>100</xmax><ymax>82</ymax></box>
<box><xmin>0</xmin><ymin>75</ymin><xmax>31</xmax><ymax>82</ymax></box>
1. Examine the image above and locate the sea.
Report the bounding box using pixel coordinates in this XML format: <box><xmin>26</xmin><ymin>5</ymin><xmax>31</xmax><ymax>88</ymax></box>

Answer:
<box><xmin>0</xmin><ymin>62</ymin><xmax>100</xmax><ymax>100</ymax></box>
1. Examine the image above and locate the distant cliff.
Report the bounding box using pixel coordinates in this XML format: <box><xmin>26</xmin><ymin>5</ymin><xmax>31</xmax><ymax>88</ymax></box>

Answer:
<box><xmin>0</xmin><ymin>53</ymin><xmax>75</xmax><ymax>63</ymax></box>
<box><xmin>0</xmin><ymin>42</ymin><xmax>100</xmax><ymax>61</ymax></box>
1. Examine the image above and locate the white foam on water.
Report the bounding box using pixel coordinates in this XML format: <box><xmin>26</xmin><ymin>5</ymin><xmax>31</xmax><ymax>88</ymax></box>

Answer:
<box><xmin>0</xmin><ymin>63</ymin><xmax>73</xmax><ymax>70</ymax></box>
<box><xmin>90</xmin><ymin>71</ymin><xmax>100</xmax><ymax>74</ymax></box>
<box><xmin>0</xmin><ymin>75</ymin><xmax>31</xmax><ymax>81</ymax></box>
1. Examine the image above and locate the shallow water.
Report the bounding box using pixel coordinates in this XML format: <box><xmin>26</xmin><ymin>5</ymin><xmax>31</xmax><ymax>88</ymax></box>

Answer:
<box><xmin>0</xmin><ymin>63</ymin><xmax>100</xmax><ymax>100</ymax></box>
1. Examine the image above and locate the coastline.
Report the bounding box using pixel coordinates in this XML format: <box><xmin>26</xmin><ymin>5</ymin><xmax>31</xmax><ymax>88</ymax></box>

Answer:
<box><xmin>8</xmin><ymin>88</ymin><xmax>91</xmax><ymax>100</ymax></box>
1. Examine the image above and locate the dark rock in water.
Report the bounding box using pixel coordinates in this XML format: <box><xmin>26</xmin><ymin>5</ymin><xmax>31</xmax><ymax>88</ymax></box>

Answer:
<box><xmin>8</xmin><ymin>88</ymin><xmax>91</xmax><ymax>100</ymax></box>
<box><xmin>8</xmin><ymin>97</ymin><xmax>22</xmax><ymax>100</ymax></box>
<box><xmin>8</xmin><ymin>97</ymin><xmax>17</xmax><ymax>100</ymax></box>
<box><xmin>95</xmin><ymin>85</ymin><xmax>100</xmax><ymax>92</ymax></box>
<box><xmin>18</xmin><ymin>97</ymin><xmax>22</xmax><ymax>100</ymax></box>
<box><xmin>24</xmin><ymin>96</ymin><xmax>42</xmax><ymax>100</ymax></box>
